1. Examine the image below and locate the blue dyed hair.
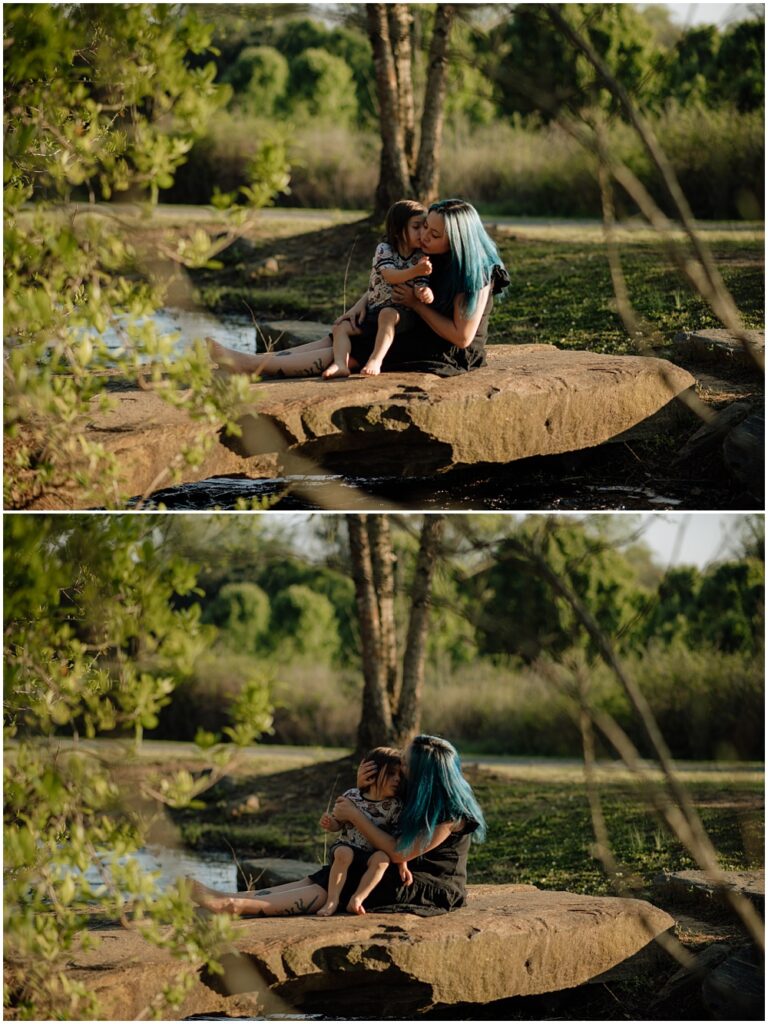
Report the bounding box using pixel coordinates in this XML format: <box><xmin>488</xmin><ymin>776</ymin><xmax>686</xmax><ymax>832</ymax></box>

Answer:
<box><xmin>429</xmin><ymin>198</ymin><xmax>505</xmax><ymax>317</ymax></box>
<box><xmin>396</xmin><ymin>734</ymin><xmax>487</xmax><ymax>853</ymax></box>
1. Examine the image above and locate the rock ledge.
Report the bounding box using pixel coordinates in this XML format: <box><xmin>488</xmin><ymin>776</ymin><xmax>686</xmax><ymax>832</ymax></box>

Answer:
<box><xmin>55</xmin><ymin>883</ymin><xmax>674</xmax><ymax>1019</ymax></box>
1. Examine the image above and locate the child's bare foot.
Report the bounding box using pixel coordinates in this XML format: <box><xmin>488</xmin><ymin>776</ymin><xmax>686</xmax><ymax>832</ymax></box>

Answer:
<box><xmin>360</xmin><ymin>359</ymin><xmax>382</xmax><ymax>376</ymax></box>
<box><xmin>347</xmin><ymin>896</ymin><xmax>366</xmax><ymax>915</ymax></box>
<box><xmin>322</xmin><ymin>361</ymin><xmax>350</xmax><ymax>379</ymax></box>
<box><xmin>186</xmin><ymin>877</ymin><xmax>234</xmax><ymax>914</ymax></box>
<box><xmin>206</xmin><ymin>337</ymin><xmax>256</xmax><ymax>375</ymax></box>
<box><xmin>316</xmin><ymin>900</ymin><xmax>338</xmax><ymax>916</ymax></box>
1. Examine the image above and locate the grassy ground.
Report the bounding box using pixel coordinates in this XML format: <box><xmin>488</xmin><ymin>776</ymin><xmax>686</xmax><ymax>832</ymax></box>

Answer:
<box><xmin>165</xmin><ymin>753</ymin><xmax>763</xmax><ymax>898</ymax></box>
<box><xmin>187</xmin><ymin>212</ymin><xmax>765</xmax><ymax>357</ymax></box>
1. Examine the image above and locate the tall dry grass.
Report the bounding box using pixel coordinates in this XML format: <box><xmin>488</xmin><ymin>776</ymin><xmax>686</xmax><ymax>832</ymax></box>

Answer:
<box><xmin>165</xmin><ymin>106</ymin><xmax>763</xmax><ymax>220</ymax></box>
<box><xmin>153</xmin><ymin>644</ymin><xmax>762</xmax><ymax>759</ymax></box>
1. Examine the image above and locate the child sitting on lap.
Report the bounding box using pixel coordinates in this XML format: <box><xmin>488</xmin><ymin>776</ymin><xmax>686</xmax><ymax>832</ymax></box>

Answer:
<box><xmin>323</xmin><ymin>199</ymin><xmax>435</xmax><ymax>379</ymax></box>
<box><xmin>317</xmin><ymin>746</ymin><xmax>411</xmax><ymax>916</ymax></box>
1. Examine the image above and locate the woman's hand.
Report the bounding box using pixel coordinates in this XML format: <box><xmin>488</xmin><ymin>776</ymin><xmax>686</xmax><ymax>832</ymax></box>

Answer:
<box><xmin>398</xmin><ymin>862</ymin><xmax>414</xmax><ymax>886</ymax></box>
<box><xmin>391</xmin><ymin>283</ymin><xmax>419</xmax><ymax>309</ymax></box>
<box><xmin>332</xmin><ymin>796</ymin><xmax>360</xmax><ymax>823</ymax></box>
<box><xmin>335</xmin><ymin>295</ymin><xmax>368</xmax><ymax>328</ymax></box>
<box><xmin>356</xmin><ymin>759</ymin><xmax>378</xmax><ymax>790</ymax></box>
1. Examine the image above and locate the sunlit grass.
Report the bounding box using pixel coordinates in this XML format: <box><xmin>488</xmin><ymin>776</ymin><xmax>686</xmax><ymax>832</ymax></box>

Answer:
<box><xmin>133</xmin><ymin>742</ymin><xmax>766</xmax><ymax>898</ymax></box>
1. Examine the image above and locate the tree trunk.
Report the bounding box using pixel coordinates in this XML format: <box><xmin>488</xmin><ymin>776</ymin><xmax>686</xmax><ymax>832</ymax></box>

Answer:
<box><xmin>367</xmin><ymin>3</ymin><xmax>412</xmax><ymax>218</ymax></box>
<box><xmin>388</xmin><ymin>5</ymin><xmax>417</xmax><ymax>167</ymax></box>
<box><xmin>368</xmin><ymin>515</ymin><xmax>400</xmax><ymax>709</ymax></box>
<box><xmin>347</xmin><ymin>514</ymin><xmax>392</xmax><ymax>751</ymax></box>
<box><xmin>414</xmin><ymin>4</ymin><xmax>455</xmax><ymax>205</ymax></box>
<box><xmin>395</xmin><ymin>515</ymin><xmax>445</xmax><ymax>748</ymax></box>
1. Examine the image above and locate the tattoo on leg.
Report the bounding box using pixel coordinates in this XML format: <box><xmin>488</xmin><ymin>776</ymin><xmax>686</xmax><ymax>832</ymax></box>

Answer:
<box><xmin>296</xmin><ymin>357</ymin><xmax>326</xmax><ymax>378</ymax></box>
<box><xmin>286</xmin><ymin>894</ymin><xmax>321</xmax><ymax>916</ymax></box>
<box><xmin>254</xmin><ymin>889</ymin><xmax>273</xmax><ymax>896</ymax></box>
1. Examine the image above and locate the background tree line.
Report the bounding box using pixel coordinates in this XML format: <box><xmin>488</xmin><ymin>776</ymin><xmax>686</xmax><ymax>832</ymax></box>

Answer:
<box><xmin>8</xmin><ymin>512</ymin><xmax>761</xmax><ymax>761</ymax></box>
<box><xmin>166</xmin><ymin>2</ymin><xmax>764</xmax><ymax>219</ymax></box>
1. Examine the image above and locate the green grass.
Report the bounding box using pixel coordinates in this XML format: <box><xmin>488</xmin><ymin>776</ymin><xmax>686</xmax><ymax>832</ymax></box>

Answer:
<box><xmin>193</xmin><ymin>216</ymin><xmax>764</xmax><ymax>357</ymax></box>
<box><xmin>172</xmin><ymin>755</ymin><xmax>764</xmax><ymax>899</ymax></box>
<box><xmin>493</xmin><ymin>236</ymin><xmax>764</xmax><ymax>354</ymax></box>
<box><xmin>469</xmin><ymin>771</ymin><xmax>763</xmax><ymax>895</ymax></box>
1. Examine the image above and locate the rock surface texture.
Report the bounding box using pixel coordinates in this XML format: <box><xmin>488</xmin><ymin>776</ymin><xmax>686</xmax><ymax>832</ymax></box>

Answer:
<box><xmin>28</xmin><ymin>345</ymin><xmax>695</xmax><ymax>509</ymax></box>
<box><xmin>57</xmin><ymin>884</ymin><xmax>674</xmax><ymax>1019</ymax></box>
<box><xmin>674</xmin><ymin>328</ymin><xmax>765</xmax><ymax>373</ymax></box>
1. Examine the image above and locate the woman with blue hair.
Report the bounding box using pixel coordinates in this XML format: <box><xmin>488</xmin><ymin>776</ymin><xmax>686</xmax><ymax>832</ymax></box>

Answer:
<box><xmin>188</xmin><ymin>734</ymin><xmax>486</xmax><ymax>918</ymax></box>
<box><xmin>206</xmin><ymin>199</ymin><xmax>509</xmax><ymax>379</ymax></box>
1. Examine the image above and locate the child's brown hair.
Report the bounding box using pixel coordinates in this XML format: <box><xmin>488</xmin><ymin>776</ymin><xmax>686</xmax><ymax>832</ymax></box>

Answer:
<box><xmin>361</xmin><ymin>746</ymin><xmax>403</xmax><ymax>796</ymax></box>
<box><xmin>384</xmin><ymin>199</ymin><xmax>426</xmax><ymax>253</ymax></box>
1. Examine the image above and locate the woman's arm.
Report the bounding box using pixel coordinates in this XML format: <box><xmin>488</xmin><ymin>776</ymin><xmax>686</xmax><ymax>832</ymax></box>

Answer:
<box><xmin>332</xmin><ymin>796</ymin><xmax>453</xmax><ymax>863</ymax></box>
<box><xmin>391</xmin><ymin>283</ymin><xmax>491</xmax><ymax>350</ymax></box>
<box><xmin>334</xmin><ymin>291</ymin><xmax>368</xmax><ymax>327</ymax></box>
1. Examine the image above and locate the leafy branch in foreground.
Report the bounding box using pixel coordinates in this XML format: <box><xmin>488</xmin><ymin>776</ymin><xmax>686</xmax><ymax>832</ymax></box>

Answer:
<box><xmin>4</xmin><ymin>3</ymin><xmax>290</xmax><ymax>508</ymax></box>
<box><xmin>3</xmin><ymin>515</ymin><xmax>274</xmax><ymax>1020</ymax></box>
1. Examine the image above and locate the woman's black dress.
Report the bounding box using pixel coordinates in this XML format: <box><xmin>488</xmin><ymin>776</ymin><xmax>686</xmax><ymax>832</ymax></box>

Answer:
<box><xmin>307</xmin><ymin>818</ymin><xmax>479</xmax><ymax>917</ymax></box>
<box><xmin>349</xmin><ymin>257</ymin><xmax>509</xmax><ymax>377</ymax></box>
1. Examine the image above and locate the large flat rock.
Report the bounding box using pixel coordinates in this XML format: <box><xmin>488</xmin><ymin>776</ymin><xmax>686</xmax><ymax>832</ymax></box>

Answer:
<box><xmin>22</xmin><ymin>345</ymin><xmax>695</xmax><ymax>509</ymax></box>
<box><xmin>48</xmin><ymin>884</ymin><xmax>674</xmax><ymax>1019</ymax></box>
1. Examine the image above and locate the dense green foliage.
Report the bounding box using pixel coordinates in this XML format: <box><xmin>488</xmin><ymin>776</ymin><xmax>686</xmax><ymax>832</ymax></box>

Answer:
<box><xmin>3</xmin><ymin>515</ymin><xmax>273</xmax><ymax>1020</ymax></box>
<box><xmin>166</xmin><ymin>4</ymin><xmax>764</xmax><ymax>218</ymax></box>
<box><xmin>3</xmin><ymin>3</ymin><xmax>290</xmax><ymax>508</ymax></box>
<box><xmin>147</xmin><ymin>514</ymin><xmax>764</xmax><ymax>759</ymax></box>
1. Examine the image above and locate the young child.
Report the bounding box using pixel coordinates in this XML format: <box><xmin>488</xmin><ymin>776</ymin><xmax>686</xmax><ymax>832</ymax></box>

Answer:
<box><xmin>316</xmin><ymin>746</ymin><xmax>411</xmax><ymax>916</ymax></box>
<box><xmin>323</xmin><ymin>199</ymin><xmax>435</xmax><ymax>379</ymax></box>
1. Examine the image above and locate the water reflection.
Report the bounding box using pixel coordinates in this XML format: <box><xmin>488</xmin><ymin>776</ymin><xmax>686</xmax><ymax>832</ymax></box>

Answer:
<box><xmin>102</xmin><ymin>308</ymin><xmax>257</xmax><ymax>359</ymax></box>
<box><xmin>83</xmin><ymin>844</ymin><xmax>236</xmax><ymax>893</ymax></box>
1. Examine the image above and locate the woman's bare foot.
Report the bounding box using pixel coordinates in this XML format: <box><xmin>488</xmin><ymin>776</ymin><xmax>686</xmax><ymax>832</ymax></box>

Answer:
<box><xmin>346</xmin><ymin>896</ymin><xmax>366</xmax><ymax>915</ymax></box>
<box><xmin>206</xmin><ymin>337</ymin><xmax>259</xmax><ymax>375</ymax></box>
<box><xmin>322</xmin><ymin>361</ymin><xmax>350</xmax><ymax>380</ymax></box>
<box><xmin>316</xmin><ymin>899</ymin><xmax>338</xmax><ymax>916</ymax></box>
<box><xmin>360</xmin><ymin>359</ymin><xmax>382</xmax><ymax>376</ymax></box>
<box><xmin>187</xmin><ymin>877</ymin><xmax>235</xmax><ymax>914</ymax></box>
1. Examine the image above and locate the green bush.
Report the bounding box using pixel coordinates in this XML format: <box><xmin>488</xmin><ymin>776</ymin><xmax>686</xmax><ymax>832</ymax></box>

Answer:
<box><xmin>286</xmin><ymin>47</ymin><xmax>358</xmax><ymax>124</ymax></box>
<box><xmin>271</xmin><ymin>584</ymin><xmax>342</xmax><ymax>664</ymax></box>
<box><xmin>202</xmin><ymin>581</ymin><xmax>271</xmax><ymax>655</ymax></box>
<box><xmin>223</xmin><ymin>44</ymin><xmax>289</xmax><ymax>116</ymax></box>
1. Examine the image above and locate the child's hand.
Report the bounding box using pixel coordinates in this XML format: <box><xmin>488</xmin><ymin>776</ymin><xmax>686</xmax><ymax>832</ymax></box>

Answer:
<box><xmin>398</xmin><ymin>862</ymin><xmax>414</xmax><ymax>885</ymax></box>
<box><xmin>320</xmin><ymin>813</ymin><xmax>339</xmax><ymax>831</ymax></box>
<box><xmin>414</xmin><ymin>256</ymin><xmax>432</xmax><ymax>277</ymax></box>
<box><xmin>414</xmin><ymin>285</ymin><xmax>434</xmax><ymax>305</ymax></box>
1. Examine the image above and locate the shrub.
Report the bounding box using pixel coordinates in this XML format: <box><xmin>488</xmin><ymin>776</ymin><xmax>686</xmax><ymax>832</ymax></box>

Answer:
<box><xmin>286</xmin><ymin>48</ymin><xmax>358</xmax><ymax>125</ymax></box>
<box><xmin>202</xmin><ymin>581</ymin><xmax>271</xmax><ymax>655</ymax></box>
<box><xmin>271</xmin><ymin>584</ymin><xmax>342</xmax><ymax>664</ymax></box>
<box><xmin>223</xmin><ymin>45</ymin><xmax>289</xmax><ymax>117</ymax></box>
